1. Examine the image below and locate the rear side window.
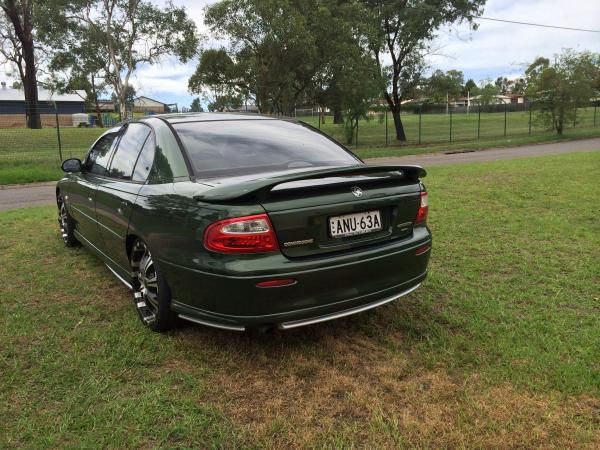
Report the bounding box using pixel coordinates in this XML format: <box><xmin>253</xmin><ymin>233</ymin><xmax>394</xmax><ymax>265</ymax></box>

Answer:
<box><xmin>173</xmin><ymin>120</ymin><xmax>359</xmax><ymax>178</ymax></box>
<box><xmin>86</xmin><ymin>133</ymin><xmax>118</xmax><ymax>176</ymax></box>
<box><xmin>107</xmin><ymin>123</ymin><xmax>151</xmax><ymax>180</ymax></box>
<box><xmin>132</xmin><ymin>134</ymin><xmax>155</xmax><ymax>182</ymax></box>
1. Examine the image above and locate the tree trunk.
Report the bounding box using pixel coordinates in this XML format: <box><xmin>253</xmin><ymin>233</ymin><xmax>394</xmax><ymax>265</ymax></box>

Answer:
<box><xmin>94</xmin><ymin>101</ymin><xmax>104</xmax><ymax>128</ymax></box>
<box><xmin>22</xmin><ymin>44</ymin><xmax>41</xmax><ymax>129</ymax></box>
<box><xmin>90</xmin><ymin>77</ymin><xmax>103</xmax><ymax>127</ymax></box>
<box><xmin>3</xmin><ymin>1</ymin><xmax>41</xmax><ymax>129</ymax></box>
<box><xmin>391</xmin><ymin>107</ymin><xmax>407</xmax><ymax>141</ymax></box>
<box><xmin>119</xmin><ymin>89</ymin><xmax>127</xmax><ymax>120</ymax></box>
<box><xmin>556</xmin><ymin>108</ymin><xmax>564</xmax><ymax>135</ymax></box>
<box><xmin>319</xmin><ymin>106</ymin><xmax>325</xmax><ymax>124</ymax></box>
<box><xmin>333</xmin><ymin>105</ymin><xmax>343</xmax><ymax>124</ymax></box>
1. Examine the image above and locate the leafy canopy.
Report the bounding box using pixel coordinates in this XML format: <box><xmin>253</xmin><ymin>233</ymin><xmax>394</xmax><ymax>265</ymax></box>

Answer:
<box><xmin>525</xmin><ymin>49</ymin><xmax>599</xmax><ymax>135</ymax></box>
<box><xmin>359</xmin><ymin>0</ymin><xmax>485</xmax><ymax>140</ymax></box>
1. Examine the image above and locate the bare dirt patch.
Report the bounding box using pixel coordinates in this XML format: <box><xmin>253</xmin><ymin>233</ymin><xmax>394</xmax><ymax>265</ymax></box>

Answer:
<box><xmin>171</xmin><ymin>324</ymin><xmax>600</xmax><ymax>448</ymax></box>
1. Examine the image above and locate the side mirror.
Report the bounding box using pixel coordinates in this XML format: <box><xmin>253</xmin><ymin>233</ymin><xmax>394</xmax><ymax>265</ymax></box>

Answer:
<box><xmin>61</xmin><ymin>158</ymin><xmax>82</xmax><ymax>173</ymax></box>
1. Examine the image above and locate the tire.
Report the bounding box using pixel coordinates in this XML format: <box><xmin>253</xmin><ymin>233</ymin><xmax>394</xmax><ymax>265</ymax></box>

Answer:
<box><xmin>57</xmin><ymin>193</ymin><xmax>80</xmax><ymax>247</ymax></box>
<box><xmin>130</xmin><ymin>239</ymin><xmax>177</xmax><ymax>331</ymax></box>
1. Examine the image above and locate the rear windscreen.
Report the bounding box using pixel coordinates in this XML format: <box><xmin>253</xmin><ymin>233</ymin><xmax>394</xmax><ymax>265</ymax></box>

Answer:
<box><xmin>173</xmin><ymin>120</ymin><xmax>360</xmax><ymax>178</ymax></box>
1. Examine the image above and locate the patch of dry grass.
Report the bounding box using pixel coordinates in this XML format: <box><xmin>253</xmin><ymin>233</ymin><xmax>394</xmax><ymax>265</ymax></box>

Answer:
<box><xmin>169</xmin><ymin>326</ymin><xmax>600</xmax><ymax>448</ymax></box>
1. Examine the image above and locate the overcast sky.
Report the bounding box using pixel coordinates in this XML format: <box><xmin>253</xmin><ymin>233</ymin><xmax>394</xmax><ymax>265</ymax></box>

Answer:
<box><xmin>2</xmin><ymin>0</ymin><xmax>599</xmax><ymax>109</ymax></box>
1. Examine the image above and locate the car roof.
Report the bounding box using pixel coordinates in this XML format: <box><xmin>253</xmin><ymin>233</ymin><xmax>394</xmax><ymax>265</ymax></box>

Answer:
<box><xmin>144</xmin><ymin>112</ymin><xmax>279</xmax><ymax>124</ymax></box>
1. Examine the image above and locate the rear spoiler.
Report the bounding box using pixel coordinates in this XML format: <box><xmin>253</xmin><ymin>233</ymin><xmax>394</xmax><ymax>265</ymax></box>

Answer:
<box><xmin>193</xmin><ymin>164</ymin><xmax>426</xmax><ymax>203</ymax></box>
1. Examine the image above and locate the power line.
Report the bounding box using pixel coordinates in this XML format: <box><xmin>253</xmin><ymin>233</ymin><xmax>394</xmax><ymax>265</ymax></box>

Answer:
<box><xmin>404</xmin><ymin>5</ymin><xmax>600</xmax><ymax>33</ymax></box>
<box><xmin>475</xmin><ymin>16</ymin><xmax>600</xmax><ymax>33</ymax></box>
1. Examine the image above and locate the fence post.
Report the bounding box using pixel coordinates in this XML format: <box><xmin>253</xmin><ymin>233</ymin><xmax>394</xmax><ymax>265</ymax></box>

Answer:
<box><xmin>573</xmin><ymin>109</ymin><xmax>577</xmax><ymax>128</ymax></box>
<box><xmin>503</xmin><ymin>103</ymin><xmax>507</xmax><ymax>137</ymax></box>
<box><xmin>385</xmin><ymin>110</ymin><xmax>388</xmax><ymax>147</ymax></box>
<box><xmin>594</xmin><ymin>105</ymin><xmax>597</xmax><ymax>127</ymax></box>
<box><xmin>355</xmin><ymin>116</ymin><xmax>359</xmax><ymax>149</ymax></box>
<box><xmin>54</xmin><ymin>102</ymin><xmax>63</xmax><ymax>161</ymax></box>
<box><xmin>449</xmin><ymin>107</ymin><xmax>453</xmax><ymax>142</ymax></box>
<box><xmin>477</xmin><ymin>105</ymin><xmax>481</xmax><ymax>140</ymax></box>
<box><xmin>418</xmin><ymin>106</ymin><xmax>422</xmax><ymax>145</ymax></box>
<box><xmin>529</xmin><ymin>104</ymin><xmax>532</xmax><ymax>134</ymax></box>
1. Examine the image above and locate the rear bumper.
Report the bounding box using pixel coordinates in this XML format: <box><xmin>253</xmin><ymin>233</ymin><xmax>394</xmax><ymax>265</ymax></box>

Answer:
<box><xmin>171</xmin><ymin>271</ymin><xmax>426</xmax><ymax>330</ymax></box>
<box><xmin>277</xmin><ymin>282</ymin><xmax>422</xmax><ymax>330</ymax></box>
<box><xmin>162</xmin><ymin>228</ymin><xmax>431</xmax><ymax>329</ymax></box>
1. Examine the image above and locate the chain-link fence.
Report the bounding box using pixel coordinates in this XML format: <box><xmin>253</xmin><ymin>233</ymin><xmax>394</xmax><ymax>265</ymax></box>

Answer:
<box><xmin>297</xmin><ymin>101</ymin><xmax>600</xmax><ymax>149</ymax></box>
<box><xmin>0</xmin><ymin>100</ymin><xmax>106</xmax><ymax>184</ymax></box>
<box><xmin>1</xmin><ymin>99</ymin><xmax>599</xmax><ymax>184</ymax></box>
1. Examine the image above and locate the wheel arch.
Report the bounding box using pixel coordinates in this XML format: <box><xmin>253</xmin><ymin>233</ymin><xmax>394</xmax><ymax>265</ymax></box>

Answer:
<box><xmin>125</xmin><ymin>233</ymin><xmax>139</xmax><ymax>260</ymax></box>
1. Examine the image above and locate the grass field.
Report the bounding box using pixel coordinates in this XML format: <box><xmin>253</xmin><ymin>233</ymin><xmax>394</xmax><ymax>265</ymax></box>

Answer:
<box><xmin>0</xmin><ymin>128</ymin><xmax>105</xmax><ymax>185</ymax></box>
<box><xmin>1</xmin><ymin>152</ymin><xmax>599</xmax><ymax>448</ymax></box>
<box><xmin>1</xmin><ymin>107</ymin><xmax>600</xmax><ymax>185</ymax></box>
<box><xmin>300</xmin><ymin>106</ymin><xmax>600</xmax><ymax>147</ymax></box>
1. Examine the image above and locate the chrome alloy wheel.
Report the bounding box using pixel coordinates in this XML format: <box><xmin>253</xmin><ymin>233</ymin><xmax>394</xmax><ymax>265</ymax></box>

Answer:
<box><xmin>131</xmin><ymin>241</ymin><xmax>159</xmax><ymax>325</ymax></box>
<box><xmin>58</xmin><ymin>202</ymin><xmax>69</xmax><ymax>244</ymax></box>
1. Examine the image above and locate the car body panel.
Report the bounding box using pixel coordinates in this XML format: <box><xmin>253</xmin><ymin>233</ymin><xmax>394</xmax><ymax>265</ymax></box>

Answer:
<box><xmin>56</xmin><ymin>113</ymin><xmax>432</xmax><ymax>330</ymax></box>
<box><xmin>95</xmin><ymin>178</ymin><xmax>143</xmax><ymax>270</ymax></box>
<box><xmin>65</xmin><ymin>173</ymin><xmax>101</xmax><ymax>245</ymax></box>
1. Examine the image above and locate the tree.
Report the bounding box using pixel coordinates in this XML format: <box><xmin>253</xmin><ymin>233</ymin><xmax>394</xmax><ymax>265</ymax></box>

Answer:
<box><xmin>111</xmin><ymin>85</ymin><xmax>136</xmax><ymax>117</ymax></box>
<box><xmin>48</xmin><ymin>24</ymin><xmax>111</xmax><ymax>127</ymax></box>
<box><xmin>359</xmin><ymin>0</ymin><xmax>485</xmax><ymax>141</ymax></box>
<box><xmin>72</xmin><ymin>0</ymin><xmax>198</xmax><ymax>119</ymax></box>
<box><xmin>525</xmin><ymin>50</ymin><xmax>599</xmax><ymax>135</ymax></box>
<box><xmin>475</xmin><ymin>82</ymin><xmax>500</xmax><ymax>106</ymax></box>
<box><xmin>190</xmin><ymin>98</ymin><xmax>203</xmax><ymax>112</ymax></box>
<box><xmin>207</xmin><ymin>95</ymin><xmax>242</xmax><ymax>112</ymax></box>
<box><xmin>308</xmin><ymin>0</ymin><xmax>367</xmax><ymax>124</ymax></box>
<box><xmin>512</xmin><ymin>77</ymin><xmax>526</xmax><ymax>95</ymax></box>
<box><xmin>202</xmin><ymin>0</ymin><xmax>320</xmax><ymax>115</ymax></box>
<box><xmin>494</xmin><ymin>76</ymin><xmax>510</xmax><ymax>94</ymax></box>
<box><xmin>426</xmin><ymin>69</ymin><xmax>464</xmax><ymax>111</ymax></box>
<box><xmin>341</xmin><ymin>57</ymin><xmax>380</xmax><ymax>145</ymax></box>
<box><xmin>462</xmin><ymin>78</ymin><xmax>478</xmax><ymax>96</ymax></box>
<box><xmin>0</xmin><ymin>0</ymin><xmax>65</xmax><ymax>128</ymax></box>
<box><xmin>188</xmin><ymin>48</ymin><xmax>244</xmax><ymax>112</ymax></box>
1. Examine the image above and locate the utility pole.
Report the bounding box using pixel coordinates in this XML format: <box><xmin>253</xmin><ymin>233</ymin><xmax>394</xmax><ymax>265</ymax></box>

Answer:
<box><xmin>504</xmin><ymin>103</ymin><xmax>507</xmax><ymax>137</ymax></box>
<box><xmin>418</xmin><ymin>106</ymin><xmax>422</xmax><ymax>145</ymax></box>
<box><xmin>446</xmin><ymin>91</ymin><xmax>449</xmax><ymax>115</ymax></box>
<box><xmin>477</xmin><ymin>105</ymin><xmax>481</xmax><ymax>140</ymax></box>
<box><xmin>449</xmin><ymin>106</ymin><xmax>453</xmax><ymax>142</ymax></box>
<box><xmin>467</xmin><ymin>90</ymin><xmax>470</xmax><ymax>115</ymax></box>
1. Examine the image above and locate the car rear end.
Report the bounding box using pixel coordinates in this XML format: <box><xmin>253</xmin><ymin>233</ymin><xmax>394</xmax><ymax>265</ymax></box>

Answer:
<box><xmin>157</xmin><ymin>118</ymin><xmax>431</xmax><ymax>330</ymax></box>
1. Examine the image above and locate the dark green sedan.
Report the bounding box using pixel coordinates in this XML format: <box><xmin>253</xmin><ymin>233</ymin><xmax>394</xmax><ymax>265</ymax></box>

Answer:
<box><xmin>56</xmin><ymin>113</ymin><xmax>431</xmax><ymax>332</ymax></box>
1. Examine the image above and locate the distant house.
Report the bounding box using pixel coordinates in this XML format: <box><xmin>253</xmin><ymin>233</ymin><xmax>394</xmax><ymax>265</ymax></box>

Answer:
<box><xmin>96</xmin><ymin>99</ymin><xmax>116</xmax><ymax>112</ymax></box>
<box><xmin>0</xmin><ymin>81</ymin><xmax>86</xmax><ymax>127</ymax></box>
<box><xmin>508</xmin><ymin>94</ymin><xmax>525</xmax><ymax>104</ymax></box>
<box><xmin>453</xmin><ymin>94</ymin><xmax>514</xmax><ymax>106</ymax></box>
<box><xmin>133</xmin><ymin>96</ymin><xmax>168</xmax><ymax>113</ymax></box>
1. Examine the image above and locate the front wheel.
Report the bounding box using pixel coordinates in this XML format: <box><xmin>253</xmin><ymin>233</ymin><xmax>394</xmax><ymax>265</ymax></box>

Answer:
<box><xmin>130</xmin><ymin>240</ymin><xmax>177</xmax><ymax>331</ymax></box>
<box><xmin>57</xmin><ymin>194</ymin><xmax>79</xmax><ymax>247</ymax></box>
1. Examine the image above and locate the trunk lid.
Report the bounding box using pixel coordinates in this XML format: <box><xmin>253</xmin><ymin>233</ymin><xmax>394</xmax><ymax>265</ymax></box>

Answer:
<box><xmin>194</xmin><ymin>165</ymin><xmax>426</xmax><ymax>258</ymax></box>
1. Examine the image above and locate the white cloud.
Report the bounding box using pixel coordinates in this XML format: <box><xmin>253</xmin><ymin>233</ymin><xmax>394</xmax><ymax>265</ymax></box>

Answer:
<box><xmin>428</xmin><ymin>0</ymin><xmax>600</xmax><ymax>80</ymax></box>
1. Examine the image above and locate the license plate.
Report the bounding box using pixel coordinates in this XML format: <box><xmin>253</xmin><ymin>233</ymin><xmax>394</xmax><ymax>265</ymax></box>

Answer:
<box><xmin>329</xmin><ymin>210</ymin><xmax>382</xmax><ymax>238</ymax></box>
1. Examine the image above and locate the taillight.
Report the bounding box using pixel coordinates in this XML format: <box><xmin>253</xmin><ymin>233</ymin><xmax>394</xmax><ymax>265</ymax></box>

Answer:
<box><xmin>204</xmin><ymin>214</ymin><xmax>279</xmax><ymax>254</ymax></box>
<box><xmin>415</xmin><ymin>191</ymin><xmax>428</xmax><ymax>224</ymax></box>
